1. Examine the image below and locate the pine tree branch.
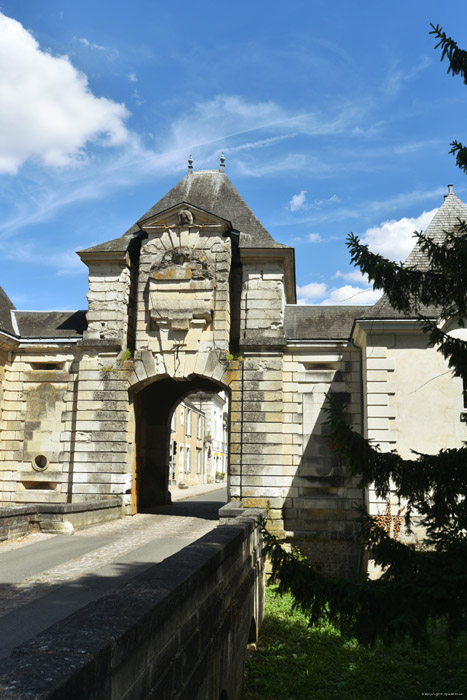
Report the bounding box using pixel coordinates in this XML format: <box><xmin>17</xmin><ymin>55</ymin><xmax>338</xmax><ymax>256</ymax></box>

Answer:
<box><xmin>430</xmin><ymin>24</ymin><xmax>467</xmax><ymax>84</ymax></box>
<box><xmin>450</xmin><ymin>141</ymin><xmax>467</xmax><ymax>174</ymax></box>
<box><xmin>262</xmin><ymin>520</ymin><xmax>467</xmax><ymax>645</ymax></box>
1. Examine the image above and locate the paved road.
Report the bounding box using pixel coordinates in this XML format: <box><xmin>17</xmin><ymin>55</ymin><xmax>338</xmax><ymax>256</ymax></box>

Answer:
<box><xmin>0</xmin><ymin>487</ymin><xmax>227</xmax><ymax>660</ymax></box>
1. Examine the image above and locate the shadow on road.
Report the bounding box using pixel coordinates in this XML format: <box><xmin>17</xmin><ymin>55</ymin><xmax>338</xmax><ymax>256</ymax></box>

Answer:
<box><xmin>141</xmin><ymin>498</ymin><xmax>226</xmax><ymax>521</ymax></box>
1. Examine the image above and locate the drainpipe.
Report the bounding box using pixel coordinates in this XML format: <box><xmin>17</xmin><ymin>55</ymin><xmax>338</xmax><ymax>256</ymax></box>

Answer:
<box><xmin>239</xmin><ymin>355</ymin><xmax>244</xmax><ymax>503</ymax></box>
<box><xmin>352</xmin><ymin>338</ymin><xmax>366</xmax><ymax>576</ymax></box>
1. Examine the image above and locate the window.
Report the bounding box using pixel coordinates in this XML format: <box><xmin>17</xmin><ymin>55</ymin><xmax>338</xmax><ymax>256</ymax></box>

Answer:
<box><xmin>186</xmin><ymin>408</ymin><xmax>192</xmax><ymax>436</ymax></box>
<box><xmin>197</xmin><ymin>414</ymin><xmax>203</xmax><ymax>440</ymax></box>
<box><xmin>179</xmin><ymin>445</ymin><xmax>184</xmax><ymax>476</ymax></box>
<box><xmin>185</xmin><ymin>446</ymin><xmax>191</xmax><ymax>474</ymax></box>
<box><xmin>196</xmin><ymin>448</ymin><xmax>202</xmax><ymax>474</ymax></box>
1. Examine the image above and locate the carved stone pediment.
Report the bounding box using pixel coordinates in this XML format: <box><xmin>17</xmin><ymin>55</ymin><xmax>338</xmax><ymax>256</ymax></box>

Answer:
<box><xmin>139</xmin><ymin>203</ymin><xmax>231</xmax><ymax>233</ymax></box>
<box><xmin>149</xmin><ymin>247</ymin><xmax>215</xmax><ymax>332</ymax></box>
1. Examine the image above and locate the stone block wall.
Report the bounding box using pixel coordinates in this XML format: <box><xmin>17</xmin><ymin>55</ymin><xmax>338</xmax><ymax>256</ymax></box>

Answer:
<box><xmin>71</xmin><ymin>348</ymin><xmax>133</xmax><ymax>507</ymax></box>
<box><xmin>240</xmin><ymin>262</ymin><xmax>285</xmax><ymax>339</ymax></box>
<box><xmin>228</xmin><ymin>340</ymin><xmax>363</xmax><ymax>578</ymax></box>
<box><xmin>84</xmin><ymin>259</ymin><xmax>132</xmax><ymax>345</ymax></box>
<box><xmin>0</xmin><ymin>350</ymin><xmax>79</xmax><ymax>504</ymax></box>
<box><xmin>283</xmin><ymin>345</ymin><xmax>363</xmax><ymax>577</ymax></box>
<box><xmin>362</xmin><ymin>327</ymin><xmax>467</xmax><ymax>551</ymax></box>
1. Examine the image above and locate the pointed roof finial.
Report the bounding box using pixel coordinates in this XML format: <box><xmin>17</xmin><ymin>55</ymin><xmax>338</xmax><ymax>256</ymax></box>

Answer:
<box><xmin>188</xmin><ymin>154</ymin><xmax>193</xmax><ymax>173</ymax></box>
<box><xmin>219</xmin><ymin>151</ymin><xmax>225</xmax><ymax>173</ymax></box>
<box><xmin>448</xmin><ymin>184</ymin><xmax>454</xmax><ymax>195</ymax></box>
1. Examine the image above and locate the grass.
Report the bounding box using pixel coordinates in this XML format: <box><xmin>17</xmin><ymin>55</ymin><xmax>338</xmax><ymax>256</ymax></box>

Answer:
<box><xmin>242</xmin><ymin>586</ymin><xmax>467</xmax><ymax>700</ymax></box>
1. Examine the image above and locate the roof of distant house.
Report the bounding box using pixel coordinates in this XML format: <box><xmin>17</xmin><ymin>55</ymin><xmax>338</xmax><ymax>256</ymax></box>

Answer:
<box><xmin>0</xmin><ymin>286</ymin><xmax>16</xmax><ymax>336</ymax></box>
<box><xmin>14</xmin><ymin>311</ymin><xmax>87</xmax><ymax>338</ymax></box>
<box><xmin>285</xmin><ymin>305</ymin><xmax>366</xmax><ymax>340</ymax></box>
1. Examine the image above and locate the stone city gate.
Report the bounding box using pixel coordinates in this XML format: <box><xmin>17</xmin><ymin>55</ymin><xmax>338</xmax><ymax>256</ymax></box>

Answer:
<box><xmin>0</xmin><ymin>161</ymin><xmax>364</xmax><ymax>575</ymax></box>
<box><xmin>73</xmin><ymin>165</ymin><xmax>298</xmax><ymax>521</ymax></box>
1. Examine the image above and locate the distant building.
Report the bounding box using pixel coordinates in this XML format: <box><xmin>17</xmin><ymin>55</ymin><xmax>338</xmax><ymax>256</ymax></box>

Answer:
<box><xmin>169</xmin><ymin>399</ymin><xmax>205</xmax><ymax>487</ymax></box>
<box><xmin>169</xmin><ymin>393</ymin><xmax>228</xmax><ymax>488</ymax></box>
<box><xmin>189</xmin><ymin>392</ymin><xmax>229</xmax><ymax>482</ymax></box>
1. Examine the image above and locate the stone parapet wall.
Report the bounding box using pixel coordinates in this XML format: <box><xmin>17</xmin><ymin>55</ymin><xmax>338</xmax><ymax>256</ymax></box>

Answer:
<box><xmin>0</xmin><ymin>507</ymin><xmax>265</xmax><ymax>700</ymax></box>
<box><xmin>0</xmin><ymin>498</ymin><xmax>123</xmax><ymax>540</ymax></box>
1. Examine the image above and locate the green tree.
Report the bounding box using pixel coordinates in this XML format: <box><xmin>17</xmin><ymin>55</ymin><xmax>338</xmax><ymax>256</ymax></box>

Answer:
<box><xmin>264</xmin><ymin>24</ymin><xmax>467</xmax><ymax>645</ymax></box>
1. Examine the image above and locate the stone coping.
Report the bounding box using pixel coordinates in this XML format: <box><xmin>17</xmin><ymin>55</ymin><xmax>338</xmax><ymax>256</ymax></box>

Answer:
<box><xmin>0</xmin><ymin>498</ymin><xmax>122</xmax><ymax>519</ymax></box>
<box><xmin>0</xmin><ymin>505</ymin><xmax>37</xmax><ymax>517</ymax></box>
<box><xmin>36</xmin><ymin>498</ymin><xmax>122</xmax><ymax>514</ymax></box>
<box><xmin>0</xmin><ymin>498</ymin><xmax>124</xmax><ymax>540</ymax></box>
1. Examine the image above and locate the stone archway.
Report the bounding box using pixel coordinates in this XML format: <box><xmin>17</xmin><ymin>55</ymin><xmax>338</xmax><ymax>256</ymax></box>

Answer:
<box><xmin>132</xmin><ymin>375</ymin><xmax>229</xmax><ymax>511</ymax></box>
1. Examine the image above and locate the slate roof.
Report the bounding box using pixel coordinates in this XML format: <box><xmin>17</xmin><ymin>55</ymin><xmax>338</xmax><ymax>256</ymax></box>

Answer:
<box><xmin>0</xmin><ymin>286</ymin><xmax>16</xmax><ymax>336</ymax></box>
<box><xmin>285</xmin><ymin>305</ymin><xmax>366</xmax><ymax>340</ymax></box>
<box><xmin>82</xmin><ymin>169</ymin><xmax>288</xmax><ymax>255</ymax></box>
<box><xmin>366</xmin><ymin>187</ymin><xmax>467</xmax><ymax>320</ymax></box>
<box><xmin>14</xmin><ymin>311</ymin><xmax>87</xmax><ymax>338</ymax></box>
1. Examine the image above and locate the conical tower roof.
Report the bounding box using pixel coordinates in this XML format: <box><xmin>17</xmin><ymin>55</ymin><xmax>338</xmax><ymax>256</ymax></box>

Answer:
<box><xmin>365</xmin><ymin>186</ymin><xmax>467</xmax><ymax>319</ymax></box>
<box><xmin>80</xmin><ymin>167</ymin><xmax>288</xmax><ymax>256</ymax></box>
<box><xmin>136</xmin><ymin>170</ymin><xmax>282</xmax><ymax>249</ymax></box>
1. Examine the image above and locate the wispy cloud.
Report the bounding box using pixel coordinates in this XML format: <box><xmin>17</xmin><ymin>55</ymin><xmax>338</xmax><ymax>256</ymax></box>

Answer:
<box><xmin>79</xmin><ymin>36</ymin><xmax>118</xmax><ymax>61</ymax></box>
<box><xmin>383</xmin><ymin>56</ymin><xmax>430</xmax><ymax>97</ymax></box>
<box><xmin>0</xmin><ymin>240</ymin><xmax>86</xmax><ymax>275</ymax></box>
<box><xmin>80</xmin><ymin>37</ymin><xmax>106</xmax><ymax>51</ymax></box>
<box><xmin>276</xmin><ymin>187</ymin><xmax>445</xmax><ymax>228</ymax></box>
<box><xmin>289</xmin><ymin>190</ymin><xmax>307</xmax><ymax>212</ymax></box>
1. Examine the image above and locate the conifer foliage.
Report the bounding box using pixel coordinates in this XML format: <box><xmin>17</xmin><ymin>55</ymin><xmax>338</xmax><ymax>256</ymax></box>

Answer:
<box><xmin>264</xmin><ymin>25</ymin><xmax>467</xmax><ymax>645</ymax></box>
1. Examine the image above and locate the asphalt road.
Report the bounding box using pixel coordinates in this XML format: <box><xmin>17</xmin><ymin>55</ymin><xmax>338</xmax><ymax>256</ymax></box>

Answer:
<box><xmin>0</xmin><ymin>488</ymin><xmax>227</xmax><ymax>660</ymax></box>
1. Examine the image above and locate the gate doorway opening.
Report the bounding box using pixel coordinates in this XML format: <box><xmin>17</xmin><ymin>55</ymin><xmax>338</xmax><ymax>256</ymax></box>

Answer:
<box><xmin>132</xmin><ymin>376</ymin><xmax>229</xmax><ymax>512</ymax></box>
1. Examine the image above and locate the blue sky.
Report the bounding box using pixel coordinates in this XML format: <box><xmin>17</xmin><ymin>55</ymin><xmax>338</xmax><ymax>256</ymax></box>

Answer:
<box><xmin>0</xmin><ymin>1</ymin><xmax>466</xmax><ymax>310</ymax></box>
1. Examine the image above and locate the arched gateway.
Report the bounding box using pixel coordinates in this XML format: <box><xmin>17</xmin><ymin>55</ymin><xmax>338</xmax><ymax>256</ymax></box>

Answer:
<box><xmin>133</xmin><ymin>375</ymin><xmax>227</xmax><ymax>510</ymax></box>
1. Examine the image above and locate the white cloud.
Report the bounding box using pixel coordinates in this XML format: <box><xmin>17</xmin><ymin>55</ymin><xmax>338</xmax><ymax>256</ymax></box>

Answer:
<box><xmin>0</xmin><ymin>13</ymin><xmax>129</xmax><ymax>174</ymax></box>
<box><xmin>361</xmin><ymin>209</ymin><xmax>437</xmax><ymax>261</ymax></box>
<box><xmin>296</xmin><ymin>282</ymin><xmax>327</xmax><ymax>304</ymax></box>
<box><xmin>289</xmin><ymin>190</ymin><xmax>307</xmax><ymax>212</ymax></box>
<box><xmin>297</xmin><ymin>277</ymin><xmax>382</xmax><ymax>306</ymax></box>
<box><xmin>333</xmin><ymin>269</ymin><xmax>369</xmax><ymax>284</ymax></box>
<box><xmin>320</xmin><ymin>285</ymin><xmax>382</xmax><ymax>306</ymax></box>
<box><xmin>128</xmin><ymin>72</ymin><xmax>138</xmax><ymax>82</ymax></box>
<box><xmin>308</xmin><ymin>233</ymin><xmax>322</xmax><ymax>242</ymax></box>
